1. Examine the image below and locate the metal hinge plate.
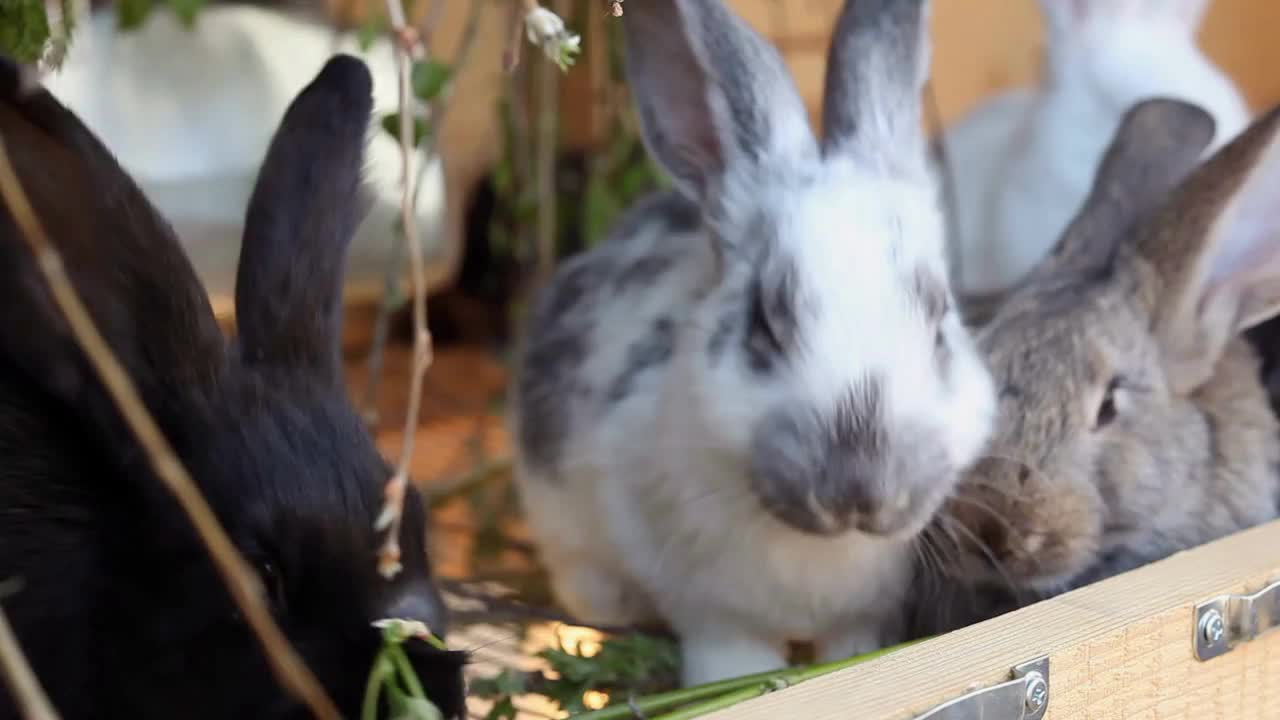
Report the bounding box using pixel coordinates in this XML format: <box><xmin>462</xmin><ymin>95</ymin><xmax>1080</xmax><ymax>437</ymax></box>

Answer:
<box><xmin>916</xmin><ymin>656</ymin><xmax>1049</xmax><ymax>720</ymax></box>
<box><xmin>1194</xmin><ymin>577</ymin><xmax>1280</xmax><ymax>661</ymax></box>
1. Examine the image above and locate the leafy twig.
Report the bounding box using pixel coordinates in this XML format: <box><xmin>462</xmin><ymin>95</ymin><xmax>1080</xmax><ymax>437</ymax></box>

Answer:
<box><xmin>472</xmin><ymin>633</ymin><xmax>682</xmax><ymax>717</ymax></box>
<box><xmin>373</xmin><ymin>0</ymin><xmax>582</xmax><ymax>575</ymax></box>
<box><xmin>0</xmin><ymin>132</ymin><xmax>338</xmax><ymax>718</ymax></box>
<box><xmin>573</xmin><ymin>637</ymin><xmax>930</xmax><ymax>720</ymax></box>
<box><xmin>533</xmin><ymin>2</ymin><xmax>560</xmax><ymax>286</ymax></box>
<box><xmin>410</xmin><ymin>0</ymin><xmax>483</xmax><ymax>212</ymax></box>
<box><xmin>507</xmin><ymin>0</ymin><xmax>581</xmax><ymax>72</ymax></box>
<box><xmin>521</xmin><ymin>0</ymin><xmax>580</xmax><ymax>71</ymax></box>
<box><xmin>0</xmin><ymin>605</ymin><xmax>58</xmax><ymax>720</ymax></box>
<box><xmin>357</xmin><ymin>2</ymin><xmax>486</xmax><ymax>433</ymax></box>
<box><xmin>362</xmin><ymin>619</ymin><xmax>448</xmax><ymax>720</ymax></box>
<box><xmin>374</xmin><ymin>0</ymin><xmax>436</xmax><ymax>581</ymax></box>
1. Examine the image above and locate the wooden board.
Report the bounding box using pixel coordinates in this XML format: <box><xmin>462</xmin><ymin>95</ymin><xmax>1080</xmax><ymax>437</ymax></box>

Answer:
<box><xmin>706</xmin><ymin>518</ymin><xmax>1280</xmax><ymax>719</ymax></box>
<box><xmin>426</xmin><ymin>0</ymin><xmax>1280</xmax><ymax>297</ymax></box>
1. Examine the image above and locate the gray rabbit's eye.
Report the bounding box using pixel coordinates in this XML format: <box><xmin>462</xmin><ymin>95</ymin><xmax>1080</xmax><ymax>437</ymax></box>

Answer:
<box><xmin>1094</xmin><ymin>377</ymin><xmax>1122</xmax><ymax>429</ymax></box>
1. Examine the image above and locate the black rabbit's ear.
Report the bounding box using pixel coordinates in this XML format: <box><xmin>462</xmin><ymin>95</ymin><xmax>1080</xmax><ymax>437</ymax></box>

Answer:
<box><xmin>234</xmin><ymin>55</ymin><xmax>374</xmax><ymax>386</ymax></box>
<box><xmin>0</xmin><ymin>57</ymin><xmax>225</xmax><ymax>414</ymax></box>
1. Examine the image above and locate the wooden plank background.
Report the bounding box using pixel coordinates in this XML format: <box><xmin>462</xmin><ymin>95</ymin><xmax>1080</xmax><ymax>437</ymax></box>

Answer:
<box><xmin>704</xmin><ymin>518</ymin><xmax>1280</xmax><ymax>719</ymax></box>
<box><xmin>428</xmin><ymin>0</ymin><xmax>1280</xmax><ymax>287</ymax></box>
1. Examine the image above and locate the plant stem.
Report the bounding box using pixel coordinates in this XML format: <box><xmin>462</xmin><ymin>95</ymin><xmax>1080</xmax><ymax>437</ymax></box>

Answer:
<box><xmin>376</xmin><ymin>0</ymin><xmax>437</xmax><ymax>581</ymax></box>
<box><xmin>358</xmin><ymin>0</ymin><xmax>487</xmax><ymax>431</ymax></box>
<box><xmin>0</xmin><ymin>136</ymin><xmax>340</xmax><ymax>720</ymax></box>
<box><xmin>646</xmin><ymin>684</ymin><xmax>772</xmax><ymax>720</ymax></box>
<box><xmin>361</xmin><ymin>655</ymin><xmax>395</xmax><ymax>720</ymax></box>
<box><xmin>502</xmin><ymin>0</ymin><xmax>525</xmax><ymax>71</ymax></box>
<box><xmin>533</xmin><ymin>0</ymin><xmax>560</xmax><ymax>287</ymax></box>
<box><xmin>570</xmin><ymin>637</ymin><xmax>930</xmax><ymax>720</ymax></box>
<box><xmin>387</xmin><ymin>644</ymin><xmax>428</xmax><ymax>698</ymax></box>
<box><xmin>0</xmin><ymin>606</ymin><xmax>58</xmax><ymax>720</ymax></box>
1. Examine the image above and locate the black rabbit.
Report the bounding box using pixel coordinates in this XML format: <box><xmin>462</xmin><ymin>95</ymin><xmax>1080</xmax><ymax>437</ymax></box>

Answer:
<box><xmin>0</xmin><ymin>54</ymin><xmax>466</xmax><ymax>718</ymax></box>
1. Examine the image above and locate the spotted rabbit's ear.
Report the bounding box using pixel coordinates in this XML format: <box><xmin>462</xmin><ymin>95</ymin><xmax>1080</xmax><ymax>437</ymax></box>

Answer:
<box><xmin>0</xmin><ymin>56</ymin><xmax>225</xmax><ymax>424</ymax></box>
<box><xmin>233</xmin><ymin>55</ymin><xmax>374</xmax><ymax>388</ymax></box>
<box><xmin>619</xmin><ymin>0</ymin><xmax>817</xmax><ymax>207</ymax></box>
<box><xmin>820</xmin><ymin>0</ymin><xmax>932</xmax><ymax>173</ymax></box>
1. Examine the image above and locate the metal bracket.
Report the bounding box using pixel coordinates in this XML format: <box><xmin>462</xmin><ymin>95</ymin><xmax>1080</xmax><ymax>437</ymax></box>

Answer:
<box><xmin>1194</xmin><ymin>577</ymin><xmax>1280</xmax><ymax>661</ymax></box>
<box><xmin>916</xmin><ymin>656</ymin><xmax>1049</xmax><ymax>720</ymax></box>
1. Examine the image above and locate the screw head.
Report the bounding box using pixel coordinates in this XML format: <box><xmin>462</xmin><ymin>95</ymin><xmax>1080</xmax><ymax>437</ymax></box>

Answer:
<box><xmin>1201</xmin><ymin>608</ymin><xmax>1226</xmax><ymax>646</ymax></box>
<box><xmin>1024</xmin><ymin>673</ymin><xmax>1048</xmax><ymax>713</ymax></box>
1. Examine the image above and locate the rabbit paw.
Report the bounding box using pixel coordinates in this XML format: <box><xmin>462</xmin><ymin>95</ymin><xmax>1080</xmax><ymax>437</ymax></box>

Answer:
<box><xmin>817</xmin><ymin>624</ymin><xmax>883</xmax><ymax>663</ymax></box>
<box><xmin>678</xmin><ymin>624</ymin><xmax>787</xmax><ymax>687</ymax></box>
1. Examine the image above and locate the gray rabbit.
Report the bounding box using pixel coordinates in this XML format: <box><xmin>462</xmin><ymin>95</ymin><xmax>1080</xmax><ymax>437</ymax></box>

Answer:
<box><xmin>913</xmin><ymin>97</ymin><xmax>1280</xmax><ymax>636</ymax></box>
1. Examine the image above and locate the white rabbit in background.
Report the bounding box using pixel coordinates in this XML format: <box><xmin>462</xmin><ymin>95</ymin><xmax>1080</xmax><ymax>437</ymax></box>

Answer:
<box><xmin>942</xmin><ymin>0</ymin><xmax>1251</xmax><ymax>301</ymax></box>
<box><xmin>40</xmin><ymin>1</ymin><xmax>447</xmax><ymax>303</ymax></box>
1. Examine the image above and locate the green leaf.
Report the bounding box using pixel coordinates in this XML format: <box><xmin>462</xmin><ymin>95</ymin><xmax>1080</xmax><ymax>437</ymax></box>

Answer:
<box><xmin>488</xmin><ymin>221</ymin><xmax>512</xmax><ymax>258</ymax></box>
<box><xmin>482</xmin><ymin>697</ymin><xmax>518</xmax><ymax>720</ymax></box>
<box><xmin>491</xmin><ymin>160</ymin><xmax>513</xmax><ymax>196</ymax></box>
<box><xmin>357</xmin><ymin>13</ymin><xmax>387</xmax><ymax>52</ymax></box>
<box><xmin>582</xmin><ymin>178</ymin><xmax>620</xmax><ymax>247</ymax></box>
<box><xmin>115</xmin><ymin>0</ymin><xmax>154</xmax><ymax>30</ymax></box>
<box><xmin>380</xmin><ymin>113</ymin><xmax>431</xmax><ymax>147</ymax></box>
<box><xmin>0</xmin><ymin>0</ymin><xmax>51</xmax><ymax>62</ymax></box>
<box><xmin>618</xmin><ymin>159</ymin><xmax>658</xmax><ymax>200</ymax></box>
<box><xmin>470</xmin><ymin>669</ymin><xmax>528</xmax><ymax>698</ymax></box>
<box><xmin>411</xmin><ymin>60</ymin><xmax>453</xmax><ymax>102</ymax></box>
<box><xmin>513</xmin><ymin>191</ymin><xmax>539</xmax><ymax>224</ymax></box>
<box><xmin>386</xmin><ymin>685</ymin><xmax>442</xmax><ymax>720</ymax></box>
<box><xmin>165</xmin><ymin>0</ymin><xmax>203</xmax><ymax>28</ymax></box>
<box><xmin>59</xmin><ymin>0</ymin><xmax>75</xmax><ymax>46</ymax></box>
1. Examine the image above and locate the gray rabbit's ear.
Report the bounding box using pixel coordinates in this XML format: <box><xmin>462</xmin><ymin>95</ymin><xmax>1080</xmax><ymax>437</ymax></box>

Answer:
<box><xmin>234</xmin><ymin>55</ymin><xmax>373</xmax><ymax>387</ymax></box>
<box><xmin>1135</xmin><ymin>104</ymin><xmax>1280</xmax><ymax>393</ymax></box>
<box><xmin>819</xmin><ymin>0</ymin><xmax>931</xmax><ymax>172</ymax></box>
<box><xmin>620</xmin><ymin>0</ymin><xmax>817</xmax><ymax>204</ymax></box>
<box><xmin>1032</xmin><ymin>98</ymin><xmax>1215</xmax><ymax>281</ymax></box>
<box><xmin>0</xmin><ymin>57</ymin><xmax>225</xmax><ymax>418</ymax></box>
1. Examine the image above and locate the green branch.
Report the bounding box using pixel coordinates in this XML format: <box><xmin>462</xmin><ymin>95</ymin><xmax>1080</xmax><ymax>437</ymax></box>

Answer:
<box><xmin>569</xmin><ymin>637</ymin><xmax>928</xmax><ymax>720</ymax></box>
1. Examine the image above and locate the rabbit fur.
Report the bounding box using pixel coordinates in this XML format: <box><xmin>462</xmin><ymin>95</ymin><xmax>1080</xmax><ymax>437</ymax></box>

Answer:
<box><xmin>942</xmin><ymin>0</ymin><xmax>1251</xmax><ymax>301</ymax></box>
<box><xmin>510</xmin><ymin>0</ymin><xmax>996</xmax><ymax>686</ymax></box>
<box><xmin>0</xmin><ymin>55</ymin><xmax>467</xmax><ymax>718</ymax></box>
<box><xmin>38</xmin><ymin>2</ymin><xmax>448</xmax><ymax>299</ymax></box>
<box><xmin>911</xmin><ymin>98</ymin><xmax>1280</xmax><ymax>637</ymax></box>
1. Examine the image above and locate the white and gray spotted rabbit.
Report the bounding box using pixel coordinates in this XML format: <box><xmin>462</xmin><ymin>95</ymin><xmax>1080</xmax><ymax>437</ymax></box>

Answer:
<box><xmin>510</xmin><ymin>0</ymin><xmax>996</xmax><ymax>686</ymax></box>
<box><xmin>911</xmin><ymin>98</ymin><xmax>1280</xmax><ymax>636</ymax></box>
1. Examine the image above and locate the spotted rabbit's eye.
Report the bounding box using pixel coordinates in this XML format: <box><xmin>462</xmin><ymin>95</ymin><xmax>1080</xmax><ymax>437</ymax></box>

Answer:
<box><xmin>933</xmin><ymin>299</ymin><xmax>952</xmax><ymax>366</ymax></box>
<box><xmin>748</xmin><ymin>280</ymin><xmax>784</xmax><ymax>355</ymax></box>
<box><xmin>1094</xmin><ymin>377</ymin><xmax>1122</xmax><ymax>430</ymax></box>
